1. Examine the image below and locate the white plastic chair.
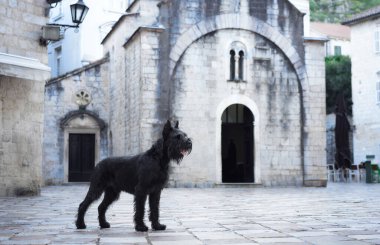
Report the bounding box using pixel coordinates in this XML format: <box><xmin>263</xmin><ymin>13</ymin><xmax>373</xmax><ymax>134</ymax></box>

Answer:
<box><xmin>347</xmin><ymin>164</ymin><xmax>360</xmax><ymax>182</ymax></box>
<box><xmin>327</xmin><ymin>164</ymin><xmax>342</xmax><ymax>182</ymax></box>
<box><xmin>327</xmin><ymin>164</ymin><xmax>334</xmax><ymax>181</ymax></box>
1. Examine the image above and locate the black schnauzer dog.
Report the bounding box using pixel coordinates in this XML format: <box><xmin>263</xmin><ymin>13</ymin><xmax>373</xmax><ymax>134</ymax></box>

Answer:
<box><xmin>75</xmin><ymin>120</ymin><xmax>192</xmax><ymax>231</ymax></box>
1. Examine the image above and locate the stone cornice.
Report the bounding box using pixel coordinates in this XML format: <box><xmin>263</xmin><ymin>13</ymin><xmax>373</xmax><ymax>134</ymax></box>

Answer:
<box><xmin>0</xmin><ymin>52</ymin><xmax>50</xmax><ymax>81</ymax></box>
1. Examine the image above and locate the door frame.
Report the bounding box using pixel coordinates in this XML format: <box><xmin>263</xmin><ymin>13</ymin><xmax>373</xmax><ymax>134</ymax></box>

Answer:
<box><xmin>64</xmin><ymin>128</ymin><xmax>99</xmax><ymax>183</ymax></box>
<box><xmin>63</xmin><ymin>113</ymin><xmax>100</xmax><ymax>183</ymax></box>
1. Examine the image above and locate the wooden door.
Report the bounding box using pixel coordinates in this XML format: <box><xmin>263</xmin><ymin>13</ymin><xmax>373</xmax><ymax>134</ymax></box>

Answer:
<box><xmin>69</xmin><ymin>133</ymin><xmax>95</xmax><ymax>182</ymax></box>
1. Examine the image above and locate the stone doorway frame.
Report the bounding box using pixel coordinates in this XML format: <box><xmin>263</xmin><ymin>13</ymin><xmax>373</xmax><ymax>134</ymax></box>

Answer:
<box><xmin>216</xmin><ymin>95</ymin><xmax>261</xmax><ymax>184</ymax></box>
<box><xmin>60</xmin><ymin>110</ymin><xmax>106</xmax><ymax>183</ymax></box>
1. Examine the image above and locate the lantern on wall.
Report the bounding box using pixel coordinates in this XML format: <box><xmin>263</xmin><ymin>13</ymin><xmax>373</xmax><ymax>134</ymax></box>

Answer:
<box><xmin>41</xmin><ymin>0</ymin><xmax>89</xmax><ymax>44</ymax></box>
<box><xmin>70</xmin><ymin>0</ymin><xmax>89</xmax><ymax>25</ymax></box>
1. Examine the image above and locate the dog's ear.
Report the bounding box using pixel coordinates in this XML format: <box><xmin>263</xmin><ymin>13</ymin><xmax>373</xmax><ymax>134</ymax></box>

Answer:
<box><xmin>174</xmin><ymin>121</ymin><xmax>179</xmax><ymax>129</ymax></box>
<box><xmin>163</xmin><ymin>120</ymin><xmax>172</xmax><ymax>139</ymax></box>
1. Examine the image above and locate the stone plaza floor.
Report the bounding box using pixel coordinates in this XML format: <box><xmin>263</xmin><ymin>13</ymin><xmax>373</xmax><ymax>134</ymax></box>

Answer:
<box><xmin>1</xmin><ymin>183</ymin><xmax>380</xmax><ymax>245</ymax></box>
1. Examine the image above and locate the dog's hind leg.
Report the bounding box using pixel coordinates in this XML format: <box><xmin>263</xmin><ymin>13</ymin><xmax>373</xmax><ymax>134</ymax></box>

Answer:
<box><xmin>76</xmin><ymin>185</ymin><xmax>103</xmax><ymax>229</ymax></box>
<box><xmin>98</xmin><ymin>187</ymin><xmax>120</xmax><ymax>229</ymax></box>
<box><xmin>134</xmin><ymin>187</ymin><xmax>148</xmax><ymax>232</ymax></box>
<box><xmin>149</xmin><ymin>190</ymin><xmax>166</xmax><ymax>230</ymax></box>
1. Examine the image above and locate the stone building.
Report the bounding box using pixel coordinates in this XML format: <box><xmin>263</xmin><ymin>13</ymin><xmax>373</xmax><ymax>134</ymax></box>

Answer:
<box><xmin>310</xmin><ymin>22</ymin><xmax>351</xmax><ymax>56</ymax></box>
<box><xmin>47</xmin><ymin>0</ymin><xmax>129</xmax><ymax>77</ymax></box>
<box><xmin>44</xmin><ymin>0</ymin><xmax>327</xmax><ymax>187</ymax></box>
<box><xmin>0</xmin><ymin>1</ymin><xmax>50</xmax><ymax>196</ymax></box>
<box><xmin>342</xmin><ymin>5</ymin><xmax>380</xmax><ymax>165</ymax></box>
<box><xmin>44</xmin><ymin>58</ymin><xmax>109</xmax><ymax>184</ymax></box>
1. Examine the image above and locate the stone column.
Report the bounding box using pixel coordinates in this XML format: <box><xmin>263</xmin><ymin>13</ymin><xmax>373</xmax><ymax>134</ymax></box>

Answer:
<box><xmin>303</xmin><ymin>38</ymin><xmax>328</xmax><ymax>187</ymax></box>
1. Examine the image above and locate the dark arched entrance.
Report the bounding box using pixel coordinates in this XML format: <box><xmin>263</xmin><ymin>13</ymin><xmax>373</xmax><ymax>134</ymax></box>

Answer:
<box><xmin>222</xmin><ymin>104</ymin><xmax>254</xmax><ymax>183</ymax></box>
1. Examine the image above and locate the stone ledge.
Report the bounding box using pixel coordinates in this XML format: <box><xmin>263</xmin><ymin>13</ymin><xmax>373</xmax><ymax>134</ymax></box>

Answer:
<box><xmin>0</xmin><ymin>52</ymin><xmax>50</xmax><ymax>81</ymax></box>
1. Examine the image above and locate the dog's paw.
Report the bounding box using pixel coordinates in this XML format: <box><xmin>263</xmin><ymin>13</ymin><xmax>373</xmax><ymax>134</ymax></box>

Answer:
<box><xmin>152</xmin><ymin>223</ymin><xmax>166</xmax><ymax>231</ymax></box>
<box><xmin>135</xmin><ymin>223</ymin><xmax>149</xmax><ymax>232</ymax></box>
<box><xmin>100</xmin><ymin>221</ymin><xmax>110</xmax><ymax>229</ymax></box>
<box><xmin>76</xmin><ymin>221</ymin><xmax>86</xmax><ymax>229</ymax></box>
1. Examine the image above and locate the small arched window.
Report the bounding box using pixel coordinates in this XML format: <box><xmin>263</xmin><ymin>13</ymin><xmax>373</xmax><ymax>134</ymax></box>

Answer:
<box><xmin>230</xmin><ymin>50</ymin><xmax>236</xmax><ymax>80</ymax></box>
<box><xmin>228</xmin><ymin>41</ymin><xmax>247</xmax><ymax>82</ymax></box>
<box><xmin>238</xmin><ymin>50</ymin><xmax>244</xmax><ymax>80</ymax></box>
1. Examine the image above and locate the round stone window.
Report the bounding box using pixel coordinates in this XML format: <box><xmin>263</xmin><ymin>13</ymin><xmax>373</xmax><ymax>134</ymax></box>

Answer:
<box><xmin>75</xmin><ymin>90</ymin><xmax>91</xmax><ymax>107</ymax></box>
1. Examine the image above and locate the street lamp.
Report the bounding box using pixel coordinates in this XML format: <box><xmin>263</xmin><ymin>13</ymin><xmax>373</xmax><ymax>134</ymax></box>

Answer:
<box><xmin>70</xmin><ymin>0</ymin><xmax>89</xmax><ymax>25</ymax></box>
<box><xmin>40</xmin><ymin>0</ymin><xmax>89</xmax><ymax>45</ymax></box>
<box><xmin>47</xmin><ymin>0</ymin><xmax>89</xmax><ymax>29</ymax></box>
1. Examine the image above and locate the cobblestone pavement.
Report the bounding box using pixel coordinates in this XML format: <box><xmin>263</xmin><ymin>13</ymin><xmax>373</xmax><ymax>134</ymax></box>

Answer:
<box><xmin>1</xmin><ymin>183</ymin><xmax>380</xmax><ymax>245</ymax></box>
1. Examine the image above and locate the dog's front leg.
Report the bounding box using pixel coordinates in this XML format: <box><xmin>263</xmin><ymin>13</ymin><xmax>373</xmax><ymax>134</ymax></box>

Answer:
<box><xmin>149</xmin><ymin>190</ymin><xmax>166</xmax><ymax>230</ymax></box>
<box><xmin>134</xmin><ymin>189</ymin><xmax>148</xmax><ymax>232</ymax></box>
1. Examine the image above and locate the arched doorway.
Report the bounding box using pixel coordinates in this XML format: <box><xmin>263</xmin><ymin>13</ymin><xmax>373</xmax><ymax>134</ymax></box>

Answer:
<box><xmin>60</xmin><ymin>110</ymin><xmax>107</xmax><ymax>183</ymax></box>
<box><xmin>222</xmin><ymin>104</ymin><xmax>254</xmax><ymax>183</ymax></box>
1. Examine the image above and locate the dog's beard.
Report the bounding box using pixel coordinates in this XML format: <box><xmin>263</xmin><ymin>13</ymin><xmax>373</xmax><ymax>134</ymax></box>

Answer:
<box><xmin>168</xmin><ymin>144</ymin><xmax>192</xmax><ymax>164</ymax></box>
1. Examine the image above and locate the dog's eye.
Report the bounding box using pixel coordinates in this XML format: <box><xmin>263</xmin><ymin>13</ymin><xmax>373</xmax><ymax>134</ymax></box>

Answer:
<box><xmin>176</xmin><ymin>135</ymin><xmax>181</xmax><ymax>140</ymax></box>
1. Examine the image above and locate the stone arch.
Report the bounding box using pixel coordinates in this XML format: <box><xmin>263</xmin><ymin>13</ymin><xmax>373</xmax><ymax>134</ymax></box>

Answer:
<box><xmin>169</xmin><ymin>13</ymin><xmax>308</xmax><ymax>89</ymax></box>
<box><xmin>59</xmin><ymin>110</ymin><xmax>107</xmax><ymax>182</ymax></box>
<box><xmin>170</xmin><ymin>14</ymin><xmax>308</xmax><ymax>184</ymax></box>
<box><xmin>216</xmin><ymin>95</ymin><xmax>261</xmax><ymax>184</ymax></box>
<box><xmin>60</xmin><ymin>110</ymin><xmax>107</xmax><ymax>130</ymax></box>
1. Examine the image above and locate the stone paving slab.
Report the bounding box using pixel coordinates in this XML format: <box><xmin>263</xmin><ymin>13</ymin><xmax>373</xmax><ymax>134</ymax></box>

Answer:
<box><xmin>0</xmin><ymin>183</ymin><xmax>380</xmax><ymax>244</ymax></box>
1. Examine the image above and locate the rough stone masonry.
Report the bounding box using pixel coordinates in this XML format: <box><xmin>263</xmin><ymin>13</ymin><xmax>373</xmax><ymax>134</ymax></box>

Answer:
<box><xmin>44</xmin><ymin>0</ymin><xmax>327</xmax><ymax>187</ymax></box>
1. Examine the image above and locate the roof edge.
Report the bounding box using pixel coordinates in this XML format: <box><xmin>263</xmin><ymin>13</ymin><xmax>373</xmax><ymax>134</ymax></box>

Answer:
<box><xmin>123</xmin><ymin>25</ymin><xmax>165</xmax><ymax>48</ymax></box>
<box><xmin>46</xmin><ymin>55</ymin><xmax>109</xmax><ymax>85</ymax></box>
<box><xmin>342</xmin><ymin>6</ymin><xmax>380</xmax><ymax>26</ymax></box>
<box><xmin>101</xmin><ymin>13</ymin><xmax>140</xmax><ymax>45</ymax></box>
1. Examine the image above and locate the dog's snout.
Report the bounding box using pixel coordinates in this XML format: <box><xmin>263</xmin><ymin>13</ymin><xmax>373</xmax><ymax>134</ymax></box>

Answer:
<box><xmin>186</xmin><ymin>138</ymin><xmax>192</xmax><ymax>147</ymax></box>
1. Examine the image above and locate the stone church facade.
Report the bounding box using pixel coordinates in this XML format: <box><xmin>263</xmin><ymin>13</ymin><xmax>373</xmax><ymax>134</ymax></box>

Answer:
<box><xmin>43</xmin><ymin>0</ymin><xmax>327</xmax><ymax>187</ymax></box>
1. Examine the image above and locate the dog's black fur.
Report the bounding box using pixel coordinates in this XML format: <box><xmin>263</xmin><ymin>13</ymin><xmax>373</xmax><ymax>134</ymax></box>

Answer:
<box><xmin>75</xmin><ymin>120</ymin><xmax>192</xmax><ymax>231</ymax></box>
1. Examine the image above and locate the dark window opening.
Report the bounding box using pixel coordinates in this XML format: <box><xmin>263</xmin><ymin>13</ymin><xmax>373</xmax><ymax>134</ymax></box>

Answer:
<box><xmin>230</xmin><ymin>50</ymin><xmax>235</xmax><ymax>80</ymax></box>
<box><xmin>238</xmin><ymin>50</ymin><xmax>244</xmax><ymax>80</ymax></box>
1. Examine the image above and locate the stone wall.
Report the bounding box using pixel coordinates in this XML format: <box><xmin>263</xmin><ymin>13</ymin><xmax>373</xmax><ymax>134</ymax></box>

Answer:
<box><xmin>303</xmin><ymin>40</ymin><xmax>327</xmax><ymax>186</ymax></box>
<box><xmin>123</xmin><ymin>34</ymin><xmax>142</xmax><ymax>154</ymax></box>
<box><xmin>169</xmin><ymin>29</ymin><xmax>303</xmax><ymax>186</ymax></box>
<box><xmin>43</xmin><ymin>59</ymin><xmax>109</xmax><ymax>184</ymax></box>
<box><xmin>0</xmin><ymin>0</ymin><xmax>48</xmax><ymax>63</ymax></box>
<box><xmin>101</xmin><ymin>0</ymin><xmax>327</xmax><ymax>187</ymax></box>
<box><xmin>350</xmin><ymin>19</ymin><xmax>380</xmax><ymax>165</ymax></box>
<box><xmin>139</xmin><ymin>29</ymin><xmax>165</xmax><ymax>151</ymax></box>
<box><xmin>103</xmin><ymin>0</ymin><xmax>163</xmax><ymax>156</ymax></box>
<box><xmin>0</xmin><ymin>77</ymin><xmax>45</xmax><ymax>195</ymax></box>
<box><xmin>160</xmin><ymin>0</ymin><xmax>305</xmax><ymax>62</ymax></box>
<box><xmin>0</xmin><ymin>0</ymin><xmax>49</xmax><ymax>196</ymax></box>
